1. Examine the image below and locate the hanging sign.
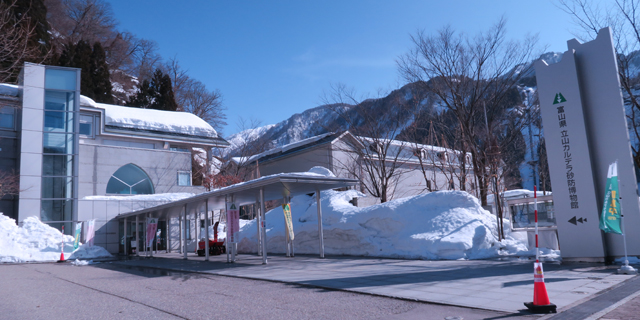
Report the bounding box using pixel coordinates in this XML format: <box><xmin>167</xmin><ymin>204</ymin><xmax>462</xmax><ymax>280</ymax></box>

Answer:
<box><xmin>74</xmin><ymin>222</ymin><xmax>82</xmax><ymax>249</ymax></box>
<box><xmin>600</xmin><ymin>162</ymin><xmax>622</xmax><ymax>234</ymax></box>
<box><xmin>146</xmin><ymin>218</ymin><xmax>158</xmax><ymax>248</ymax></box>
<box><xmin>282</xmin><ymin>203</ymin><xmax>294</xmax><ymax>241</ymax></box>
<box><xmin>86</xmin><ymin>219</ymin><xmax>95</xmax><ymax>247</ymax></box>
<box><xmin>226</xmin><ymin>203</ymin><xmax>240</xmax><ymax>243</ymax></box>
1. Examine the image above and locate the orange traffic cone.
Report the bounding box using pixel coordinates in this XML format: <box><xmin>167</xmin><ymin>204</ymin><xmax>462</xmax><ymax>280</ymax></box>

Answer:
<box><xmin>57</xmin><ymin>225</ymin><xmax>66</xmax><ymax>263</ymax></box>
<box><xmin>524</xmin><ymin>262</ymin><xmax>556</xmax><ymax>313</ymax></box>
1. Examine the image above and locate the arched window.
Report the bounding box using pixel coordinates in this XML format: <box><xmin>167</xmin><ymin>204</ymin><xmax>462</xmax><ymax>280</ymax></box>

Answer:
<box><xmin>106</xmin><ymin>164</ymin><xmax>154</xmax><ymax>194</ymax></box>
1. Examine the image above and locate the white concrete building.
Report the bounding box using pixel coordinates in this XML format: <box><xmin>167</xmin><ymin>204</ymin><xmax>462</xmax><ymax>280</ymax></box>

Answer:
<box><xmin>0</xmin><ymin>63</ymin><xmax>228</xmax><ymax>253</ymax></box>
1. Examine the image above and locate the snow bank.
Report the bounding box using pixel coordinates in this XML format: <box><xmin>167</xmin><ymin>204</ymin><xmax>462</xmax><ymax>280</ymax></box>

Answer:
<box><xmin>236</xmin><ymin>190</ymin><xmax>556</xmax><ymax>260</ymax></box>
<box><xmin>0</xmin><ymin>215</ymin><xmax>112</xmax><ymax>263</ymax></box>
<box><xmin>95</xmin><ymin>103</ymin><xmax>218</xmax><ymax>138</ymax></box>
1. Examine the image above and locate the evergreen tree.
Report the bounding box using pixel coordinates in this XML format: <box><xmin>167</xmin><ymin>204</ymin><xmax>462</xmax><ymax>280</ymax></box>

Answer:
<box><xmin>58</xmin><ymin>40</ymin><xmax>93</xmax><ymax>98</ymax></box>
<box><xmin>127</xmin><ymin>69</ymin><xmax>178</xmax><ymax>111</ymax></box>
<box><xmin>58</xmin><ymin>40</ymin><xmax>113</xmax><ymax>103</ymax></box>
<box><xmin>90</xmin><ymin>42</ymin><xmax>113</xmax><ymax>104</ymax></box>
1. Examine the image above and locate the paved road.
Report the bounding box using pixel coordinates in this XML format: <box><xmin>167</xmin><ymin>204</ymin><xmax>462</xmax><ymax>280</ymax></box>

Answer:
<box><xmin>0</xmin><ymin>262</ymin><xmax>535</xmax><ymax>320</ymax></box>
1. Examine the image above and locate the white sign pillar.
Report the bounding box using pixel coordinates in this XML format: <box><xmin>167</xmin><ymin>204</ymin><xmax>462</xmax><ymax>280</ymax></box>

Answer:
<box><xmin>536</xmin><ymin>27</ymin><xmax>640</xmax><ymax>259</ymax></box>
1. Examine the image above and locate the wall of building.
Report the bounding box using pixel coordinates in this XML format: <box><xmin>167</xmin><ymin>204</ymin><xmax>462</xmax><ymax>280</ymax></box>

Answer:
<box><xmin>258</xmin><ymin>145</ymin><xmax>333</xmax><ymax>176</ymax></box>
<box><xmin>78</xmin><ymin>143</ymin><xmax>205</xmax><ymax>198</ymax></box>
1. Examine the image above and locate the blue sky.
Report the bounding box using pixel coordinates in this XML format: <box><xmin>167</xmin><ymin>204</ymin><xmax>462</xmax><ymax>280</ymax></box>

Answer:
<box><xmin>106</xmin><ymin>0</ymin><xmax>590</xmax><ymax>137</ymax></box>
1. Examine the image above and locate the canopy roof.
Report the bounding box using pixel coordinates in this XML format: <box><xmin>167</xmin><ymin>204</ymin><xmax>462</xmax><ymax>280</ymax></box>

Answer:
<box><xmin>116</xmin><ymin>172</ymin><xmax>358</xmax><ymax>220</ymax></box>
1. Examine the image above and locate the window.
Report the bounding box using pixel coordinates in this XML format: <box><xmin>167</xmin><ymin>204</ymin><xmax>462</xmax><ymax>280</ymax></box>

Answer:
<box><xmin>79</xmin><ymin>114</ymin><xmax>95</xmax><ymax>138</ymax></box>
<box><xmin>170</xmin><ymin>145</ymin><xmax>190</xmax><ymax>152</ymax></box>
<box><xmin>178</xmin><ymin>171</ymin><xmax>191</xmax><ymax>186</ymax></box>
<box><xmin>0</xmin><ymin>106</ymin><xmax>15</xmax><ymax>129</ymax></box>
<box><xmin>106</xmin><ymin>164</ymin><xmax>154</xmax><ymax>194</ymax></box>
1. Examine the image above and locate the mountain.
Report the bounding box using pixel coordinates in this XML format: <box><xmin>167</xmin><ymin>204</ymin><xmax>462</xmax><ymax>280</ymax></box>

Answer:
<box><xmin>224</xmin><ymin>81</ymin><xmax>432</xmax><ymax>157</ymax></box>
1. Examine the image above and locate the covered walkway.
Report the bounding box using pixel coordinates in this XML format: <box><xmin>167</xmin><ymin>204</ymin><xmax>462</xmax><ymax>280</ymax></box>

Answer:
<box><xmin>116</xmin><ymin>173</ymin><xmax>358</xmax><ymax>264</ymax></box>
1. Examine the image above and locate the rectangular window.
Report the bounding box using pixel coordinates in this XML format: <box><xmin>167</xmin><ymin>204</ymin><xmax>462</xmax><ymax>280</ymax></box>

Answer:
<box><xmin>42</xmin><ymin>177</ymin><xmax>74</xmax><ymax>199</ymax></box>
<box><xmin>178</xmin><ymin>171</ymin><xmax>191</xmax><ymax>186</ymax></box>
<box><xmin>45</xmin><ymin>69</ymin><xmax>77</xmax><ymax>91</ymax></box>
<box><xmin>0</xmin><ymin>106</ymin><xmax>15</xmax><ymax>129</ymax></box>
<box><xmin>79</xmin><ymin>114</ymin><xmax>94</xmax><ymax>138</ymax></box>
<box><xmin>41</xmin><ymin>199</ymin><xmax>74</xmax><ymax>222</ymax></box>
<box><xmin>43</xmin><ymin>133</ymin><xmax>74</xmax><ymax>154</ymax></box>
<box><xmin>170</xmin><ymin>145</ymin><xmax>190</xmax><ymax>152</ymax></box>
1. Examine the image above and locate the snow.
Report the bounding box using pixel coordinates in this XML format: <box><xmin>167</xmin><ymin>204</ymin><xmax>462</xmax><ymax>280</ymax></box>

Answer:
<box><xmin>94</xmin><ymin>103</ymin><xmax>218</xmax><ymax>138</ymax></box>
<box><xmin>0</xmin><ymin>83</ymin><xmax>19</xmax><ymax>97</ymax></box>
<box><xmin>0</xmin><ymin>215</ymin><xmax>112</xmax><ymax>263</ymax></box>
<box><xmin>235</xmin><ymin>189</ymin><xmax>557</xmax><ymax>260</ymax></box>
<box><xmin>82</xmin><ymin>193</ymin><xmax>195</xmax><ymax>202</ymax></box>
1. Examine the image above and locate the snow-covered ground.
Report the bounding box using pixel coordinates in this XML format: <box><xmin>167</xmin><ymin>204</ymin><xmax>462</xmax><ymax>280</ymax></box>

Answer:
<box><xmin>235</xmin><ymin>189</ymin><xmax>559</xmax><ymax>260</ymax></box>
<box><xmin>0</xmin><ymin>215</ymin><xmax>112</xmax><ymax>263</ymax></box>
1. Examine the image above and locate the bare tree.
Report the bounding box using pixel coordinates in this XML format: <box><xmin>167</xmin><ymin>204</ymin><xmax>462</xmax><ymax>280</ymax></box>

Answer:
<box><xmin>45</xmin><ymin>0</ymin><xmax>117</xmax><ymax>45</ymax></box>
<box><xmin>0</xmin><ymin>169</ymin><xmax>20</xmax><ymax>199</ymax></box>
<box><xmin>322</xmin><ymin>83</ymin><xmax>413</xmax><ymax>203</ymax></box>
<box><xmin>558</xmin><ymin>0</ymin><xmax>640</xmax><ymax>171</ymax></box>
<box><xmin>0</xmin><ymin>0</ymin><xmax>49</xmax><ymax>82</ymax></box>
<box><xmin>164</xmin><ymin>58</ymin><xmax>227</xmax><ymax>132</ymax></box>
<box><xmin>398</xmin><ymin>18</ymin><xmax>539</xmax><ymax>208</ymax></box>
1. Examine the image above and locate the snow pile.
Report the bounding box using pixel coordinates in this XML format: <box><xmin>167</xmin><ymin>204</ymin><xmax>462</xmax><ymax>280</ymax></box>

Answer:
<box><xmin>83</xmin><ymin>193</ymin><xmax>195</xmax><ymax>202</ymax></box>
<box><xmin>95</xmin><ymin>103</ymin><xmax>218</xmax><ymax>138</ymax></box>
<box><xmin>0</xmin><ymin>215</ymin><xmax>111</xmax><ymax>263</ymax></box>
<box><xmin>236</xmin><ymin>190</ymin><xmax>552</xmax><ymax>260</ymax></box>
<box><xmin>71</xmin><ymin>259</ymin><xmax>93</xmax><ymax>266</ymax></box>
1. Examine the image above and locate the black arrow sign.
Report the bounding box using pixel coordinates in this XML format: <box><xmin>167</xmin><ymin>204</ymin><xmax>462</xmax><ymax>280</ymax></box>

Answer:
<box><xmin>568</xmin><ymin>216</ymin><xmax>588</xmax><ymax>225</ymax></box>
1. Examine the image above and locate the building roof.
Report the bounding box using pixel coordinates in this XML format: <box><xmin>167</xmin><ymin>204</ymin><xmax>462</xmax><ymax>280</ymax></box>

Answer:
<box><xmin>81</xmin><ymin>95</ymin><xmax>228</xmax><ymax>146</ymax></box>
<box><xmin>231</xmin><ymin>132</ymin><xmax>343</xmax><ymax>165</ymax></box>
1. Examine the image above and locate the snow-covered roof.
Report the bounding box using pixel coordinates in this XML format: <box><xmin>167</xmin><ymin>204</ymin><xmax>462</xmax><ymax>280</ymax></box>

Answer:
<box><xmin>0</xmin><ymin>83</ymin><xmax>19</xmax><ymax>97</ymax></box>
<box><xmin>79</xmin><ymin>95</ymin><xmax>220</xmax><ymax>139</ymax></box>
<box><xmin>232</xmin><ymin>132</ymin><xmax>338</xmax><ymax>164</ymax></box>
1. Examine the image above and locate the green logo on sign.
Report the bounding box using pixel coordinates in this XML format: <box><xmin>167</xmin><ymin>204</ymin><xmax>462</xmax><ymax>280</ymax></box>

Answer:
<box><xmin>553</xmin><ymin>93</ymin><xmax>567</xmax><ymax>105</ymax></box>
<box><xmin>230</xmin><ymin>203</ymin><xmax>237</xmax><ymax>210</ymax></box>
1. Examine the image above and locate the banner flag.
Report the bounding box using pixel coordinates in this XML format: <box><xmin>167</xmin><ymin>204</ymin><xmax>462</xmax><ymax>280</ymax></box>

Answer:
<box><xmin>600</xmin><ymin>162</ymin><xmax>623</xmax><ymax>234</ymax></box>
<box><xmin>282</xmin><ymin>203</ymin><xmax>294</xmax><ymax>241</ymax></box>
<box><xmin>226</xmin><ymin>203</ymin><xmax>240</xmax><ymax>243</ymax></box>
<box><xmin>86</xmin><ymin>220</ymin><xmax>95</xmax><ymax>247</ymax></box>
<box><xmin>74</xmin><ymin>222</ymin><xmax>82</xmax><ymax>249</ymax></box>
<box><xmin>146</xmin><ymin>218</ymin><xmax>158</xmax><ymax>248</ymax></box>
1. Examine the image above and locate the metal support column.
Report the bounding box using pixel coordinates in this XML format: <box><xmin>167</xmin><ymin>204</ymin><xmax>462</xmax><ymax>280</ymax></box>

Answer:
<box><xmin>183</xmin><ymin>204</ymin><xmax>188</xmax><ymax>260</ymax></box>
<box><xmin>135</xmin><ymin>215</ymin><xmax>139</xmax><ymax>256</ymax></box>
<box><xmin>167</xmin><ymin>217</ymin><xmax>172</xmax><ymax>253</ymax></box>
<box><xmin>225</xmin><ymin>195</ymin><xmax>230</xmax><ymax>263</ymax></box>
<box><xmin>149</xmin><ymin>213</ymin><xmax>153</xmax><ymax>258</ymax></box>
<box><xmin>123</xmin><ymin>217</ymin><xmax>128</xmax><ymax>256</ymax></box>
<box><xmin>179</xmin><ymin>216</ymin><xmax>182</xmax><ymax>254</ymax></box>
<box><xmin>205</xmin><ymin>200</ymin><xmax>210</xmax><ymax>261</ymax></box>
<box><xmin>256</xmin><ymin>200</ymin><xmax>262</xmax><ymax>256</ymax></box>
<box><xmin>316</xmin><ymin>188</ymin><xmax>324</xmax><ymax>258</ymax></box>
<box><xmin>260</xmin><ymin>187</ymin><xmax>268</xmax><ymax>264</ymax></box>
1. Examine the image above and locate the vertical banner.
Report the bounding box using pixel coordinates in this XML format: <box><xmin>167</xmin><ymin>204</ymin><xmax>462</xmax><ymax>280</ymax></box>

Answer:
<box><xmin>282</xmin><ymin>203</ymin><xmax>295</xmax><ymax>241</ymax></box>
<box><xmin>146</xmin><ymin>218</ymin><xmax>158</xmax><ymax>248</ymax></box>
<box><xmin>74</xmin><ymin>222</ymin><xmax>82</xmax><ymax>249</ymax></box>
<box><xmin>86</xmin><ymin>219</ymin><xmax>95</xmax><ymax>247</ymax></box>
<box><xmin>600</xmin><ymin>162</ymin><xmax>622</xmax><ymax>234</ymax></box>
<box><xmin>226</xmin><ymin>203</ymin><xmax>240</xmax><ymax>243</ymax></box>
